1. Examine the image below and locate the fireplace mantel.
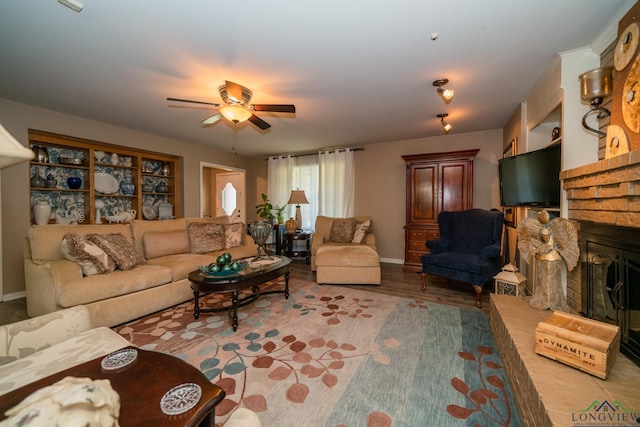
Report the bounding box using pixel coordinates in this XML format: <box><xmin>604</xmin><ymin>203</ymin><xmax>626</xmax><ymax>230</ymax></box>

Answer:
<box><xmin>560</xmin><ymin>150</ymin><xmax>640</xmax><ymax>312</ymax></box>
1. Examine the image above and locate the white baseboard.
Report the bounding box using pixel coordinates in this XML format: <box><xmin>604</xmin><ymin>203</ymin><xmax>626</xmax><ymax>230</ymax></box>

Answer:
<box><xmin>380</xmin><ymin>257</ymin><xmax>404</xmax><ymax>265</ymax></box>
<box><xmin>2</xmin><ymin>291</ymin><xmax>26</xmax><ymax>302</ymax></box>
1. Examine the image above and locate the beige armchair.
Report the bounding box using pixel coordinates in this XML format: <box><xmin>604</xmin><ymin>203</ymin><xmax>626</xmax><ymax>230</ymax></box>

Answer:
<box><xmin>311</xmin><ymin>215</ymin><xmax>377</xmax><ymax>271</ymax></box>
<box><xmin>311</xmin><ymin>216</ymin><xmax>380</xmax><ymax>286</ymax></box>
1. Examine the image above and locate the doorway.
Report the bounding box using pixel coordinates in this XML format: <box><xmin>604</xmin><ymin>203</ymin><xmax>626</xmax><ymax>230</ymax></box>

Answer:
<box><xmin>200</xmin><ymin>162</ymin><xmax>246</xmax><ymax>224</ymax></box>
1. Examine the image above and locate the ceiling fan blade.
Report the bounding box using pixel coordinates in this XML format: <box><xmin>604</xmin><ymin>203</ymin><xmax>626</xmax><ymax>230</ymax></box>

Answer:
<box><xmin>167</xmin><ymin>97</ymin><xmax>220</xmax><ymax>107</ymax></box>
<box><xmin>201</xmin><ymin>113</ymin><xmax>222</xmax><ymax>125</ymax></box>
<box><xmin>252</xmin><ymin>104</ymin><xmax>296</xmax><ymax>113</ymax></box>
<box><xmin>248</xmin><ymin>114</ymin><xmax>271</xmax><ymax>130</ymax></box>
<box><xmin>225</xmin><ymin>81</ymin><xmax>245</xmax><ymax>104</ymax></box>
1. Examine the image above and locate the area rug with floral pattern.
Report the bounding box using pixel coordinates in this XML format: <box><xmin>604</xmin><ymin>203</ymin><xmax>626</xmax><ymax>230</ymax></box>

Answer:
<box><xmin>114</xmin><ymin>278</ymin><xmax>522</xmax><ymax>427</ymax></box>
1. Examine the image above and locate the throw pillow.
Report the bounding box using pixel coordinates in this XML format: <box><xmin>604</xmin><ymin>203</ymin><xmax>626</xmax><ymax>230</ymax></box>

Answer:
<box><xmin>188</xmin><ymin>222</ymin><xmax>225</xmax><ymax>254</ymax></box>
<box><xmin>224</xmin><ymin>222</ymin><xmax>245</xmax><ymax>249</ymax></box>
<box><xmin>87</xmin><ymin>233</ymin><xmax>143</xmax><ymax>271</ymax></box>
<box><xmin>61</xmin><ymin>233</ymin><xmax>116</xmax><ymax>276</ymax></box>
<box><xmin>329</xmin><ymin>218</ymin><xmax>356</xmax><ymax>243</ymax></box>
<box><xmin>352</xmin><ymin>219</ymin><xmax>371</xmax><ymax>244</ymax></box>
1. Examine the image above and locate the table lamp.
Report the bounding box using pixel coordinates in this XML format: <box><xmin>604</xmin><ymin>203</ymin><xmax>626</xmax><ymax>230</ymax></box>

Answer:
<box><xmin>287</xmin><ymin>190</ymin><xmax>309</xmax><ymax>230</ymax></box>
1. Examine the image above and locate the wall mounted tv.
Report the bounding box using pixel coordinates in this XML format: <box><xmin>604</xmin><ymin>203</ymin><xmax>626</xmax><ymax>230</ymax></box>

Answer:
<box><xmin>499</xmin><ymin>143</ymin><xmax>561</xmax><ymax>207</ymax></box>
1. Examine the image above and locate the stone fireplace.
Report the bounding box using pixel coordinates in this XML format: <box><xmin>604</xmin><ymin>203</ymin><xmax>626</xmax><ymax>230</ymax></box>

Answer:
<box><xmin>561</xmin><ymin>152</ymin><xmax>640</xmax><ymax>365</ymax></box>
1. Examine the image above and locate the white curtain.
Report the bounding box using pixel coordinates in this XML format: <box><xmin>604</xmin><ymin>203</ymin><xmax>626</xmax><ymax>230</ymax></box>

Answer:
<box><xmin>318</xmin><ymin>149</ymin><xmax>355</xmax><ymax>217</ymax></box>
<box><xmin>292</xmin><ymin>154</ymin><xmax>319</xmax><ymax>230</ymax></box>
<box><xmin>267</xmin><ymin>154</ymin><xmax>320</xmax><ymax>230</ymax></box>
<box><xmin>267</xmin><ymin>156</ymin><xmax>294</xmax><ymax>210</ymax></box>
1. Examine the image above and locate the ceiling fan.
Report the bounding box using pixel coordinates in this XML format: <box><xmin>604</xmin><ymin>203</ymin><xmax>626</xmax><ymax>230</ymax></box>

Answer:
<box><xmin>167</xmin><ymin>80</ymin><xmax>296</xmax><ymax>130</ymax></box>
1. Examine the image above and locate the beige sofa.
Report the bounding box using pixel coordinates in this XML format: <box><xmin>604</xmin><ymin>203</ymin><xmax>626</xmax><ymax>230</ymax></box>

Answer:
<box><xmin>24</xmin><ymin>217</ymin><xmax>257</xmax><ymax>328</ymax></box>
<box><xmin>0</xmin><ymin>305</ymin><xmax>130</xmax><ymax>395</ymax></box>
<box><xmin>311</xmin><ymin>215</ymin><xmax>381</xmax><ymax>285</ymax></box>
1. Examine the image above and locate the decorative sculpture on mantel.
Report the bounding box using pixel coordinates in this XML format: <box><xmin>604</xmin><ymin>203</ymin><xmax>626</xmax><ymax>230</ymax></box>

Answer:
<box><xmin>517</xmin><ymin>210</ymin><xmax>579</xmax><ymax>311</ymax></box>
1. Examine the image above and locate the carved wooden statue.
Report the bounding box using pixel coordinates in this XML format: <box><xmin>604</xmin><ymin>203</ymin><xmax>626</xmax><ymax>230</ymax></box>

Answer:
<box><xmin>517</xmin><ymin>210</ymin><xmax>579</xmax><ymax>311</ymax></box>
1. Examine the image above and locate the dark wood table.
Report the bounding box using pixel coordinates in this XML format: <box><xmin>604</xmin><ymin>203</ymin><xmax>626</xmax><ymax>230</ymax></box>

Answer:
<box><xmin>189</xmin><ymin>256</ymin><xmax>291</xmax><ymax>331</ymax></box>
<box><xmin>283</xmin><ymin>231</ymin><xmax>311</xmax><ymax>264</ymax></box>
<box><xmin>0</xmin><ymin>347</ymin><xmax>225</xmax><ymax>427</ymax></box>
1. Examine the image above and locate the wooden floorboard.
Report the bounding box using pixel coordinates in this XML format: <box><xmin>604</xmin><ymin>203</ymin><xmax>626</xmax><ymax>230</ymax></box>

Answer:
<box><xmin>289</xmin><ymin>260</ymin><xmax>491</xmax><ymax>314</ymax></box>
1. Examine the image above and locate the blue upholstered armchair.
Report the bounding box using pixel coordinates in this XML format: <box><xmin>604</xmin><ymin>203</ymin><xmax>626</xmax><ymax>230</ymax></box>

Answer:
<box><xmin>420</xmin><ymin>208</ymin><xmax>504</xmax><ymax>308</ymax></box>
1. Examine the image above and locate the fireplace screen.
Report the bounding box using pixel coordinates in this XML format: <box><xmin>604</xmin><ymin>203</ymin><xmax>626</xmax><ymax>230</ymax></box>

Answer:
<box><xmin>581</xmin><ymin>222</ymin><xmax>640</xmax><ymax>367</ymax></box>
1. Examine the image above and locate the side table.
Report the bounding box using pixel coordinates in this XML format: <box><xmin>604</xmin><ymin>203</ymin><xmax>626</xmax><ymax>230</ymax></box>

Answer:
<box><xmin>284</xmin><ymin>231</ymin><xmax>311</xmax><ymax>264</ymax></box>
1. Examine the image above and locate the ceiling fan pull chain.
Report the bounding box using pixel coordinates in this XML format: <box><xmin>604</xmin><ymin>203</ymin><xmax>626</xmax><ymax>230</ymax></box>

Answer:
<box><xmin>232</xmin><ymin>124</ymin><xmax>238</xmax><ymax>155</ymax></box>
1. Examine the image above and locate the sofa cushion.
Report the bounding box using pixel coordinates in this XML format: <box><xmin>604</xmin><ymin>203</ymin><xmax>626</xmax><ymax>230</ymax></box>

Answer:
<box><xmin>224</xmin><ymin>222</ymin><xmax>245</xmax><ymax>249</ymax></box>
<box><xmin>315</xmin><ymin>215</ymin><xmax>372</xmax><ymax>243</ymax></box>
<box><xmin>316</xmin><ymin>246</ymin><xmax>380</xmax><ymax>267</ymax></box>
<box><xmin>188</xmin><ymin>222</ymin><xmax>225</xmax><ymax>254</ymax></box>
<box><xmin>56</xmin><ymin>265</ymin><xmax>172</xmax><ymax>308</ymax></box>
<box><xmin>0</xmin><ymin>327</ymin><xmax>129</xmax><ymax>396</ymax></box>
<box><xmin>352</xmin><ymin>219</ymin><xmax>371</xmax><ymax>244</ymax></box>
<box><xmin>329</xmin><ymin>218</ymin><xmax>356</xmax><ymax>243</ymax></box>
<box><xmin>60</xmin><ymin>233</ymin><xmax>116</xmax><ymax>276</ymax></box>
<box><xmin>142</xmin><ymin>230</ymin><xmax>190</xmax><ymax>260</ymax></box>
<box><xmin>87</xmin><ymin>233</ymin><xmax>143</xmax><ymax>270</ymax></box>
<box><xmin>147</xmin><ymin>253</ymin><xmax>217</xmax><ymax>282</ymax></box>
<box><xmin>29</xmin><ymin>224</ymin><xmax>132</xmax><ymax>264</ymax></box>
<box><xmin>130</xmin><ymin>218</ymin><xmax>187</xmax><ymax>259</ymax></box>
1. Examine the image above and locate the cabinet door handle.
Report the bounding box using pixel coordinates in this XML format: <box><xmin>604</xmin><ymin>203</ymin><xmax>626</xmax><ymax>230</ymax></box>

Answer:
<box><xmin>612</xmin><ymin>281</ymin><xmax>624</xmax><ymax>310</ymax></box>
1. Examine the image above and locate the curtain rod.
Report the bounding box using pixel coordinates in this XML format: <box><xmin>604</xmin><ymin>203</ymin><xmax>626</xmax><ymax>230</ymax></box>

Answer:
<box><xmin>264</xmin><ymin>147</ymin><xmax>364</xmax><ymax>161</ymax></box>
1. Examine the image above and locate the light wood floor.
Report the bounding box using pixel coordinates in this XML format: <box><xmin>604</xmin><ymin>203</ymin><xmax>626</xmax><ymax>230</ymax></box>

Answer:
<box><xmin>0</xmin><ymin>261</ymin><xmax>491</xmax><ymax>326</ymax></box>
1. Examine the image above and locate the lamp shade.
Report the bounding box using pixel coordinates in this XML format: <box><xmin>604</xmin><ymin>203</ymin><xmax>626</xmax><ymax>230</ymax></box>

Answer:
<box><xmin>219</xmin><ymin>105</ymin><xmax>253</xmax><ymax>123</ymax></box>
<box><xmin>0</xmin><ymin>124</ymin><xmax>35</xmax><ymax>169</ymax></box>
<box><xmin>287</xmin><ymin>190</ymin><xmax>309</xmax><ymax>205</ymax></box>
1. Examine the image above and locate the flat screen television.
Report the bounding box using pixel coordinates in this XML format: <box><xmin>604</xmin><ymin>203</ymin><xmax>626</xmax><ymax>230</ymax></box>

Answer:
<box><xmin>498</xmin><ymin>143</ymin><xmax>561</xmax><ymax>207</ymax></box>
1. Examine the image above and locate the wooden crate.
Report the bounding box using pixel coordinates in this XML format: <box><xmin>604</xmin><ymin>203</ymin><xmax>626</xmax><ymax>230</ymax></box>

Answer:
<box><xmin>535</xmin><ymin>311</ymin><xmax>620</xmax><ymax>379</ymax></box>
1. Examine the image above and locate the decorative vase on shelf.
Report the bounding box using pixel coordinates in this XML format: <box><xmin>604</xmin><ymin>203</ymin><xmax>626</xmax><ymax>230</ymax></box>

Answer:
<box><xmin>33</xmin><ymin>201</ymin><xmax>52</xmax><ymax>225</ymax></box>
<box><xmin>121</xmin><ymin>175</ymin><xmax>135</xmax><ymax>195</ymax></box>
<box><xmin>30</xmin><ymin>167</ymin><xmax>46</xmax><ymax>188</ymax></box>
<box><xmin>67</xmin><ymin>177</ymin><xmax>82</xmax><ymax>190</ymax></box>
<box><xmin>32</xmin><ymin>146</ymin><xmax>49</xmax><ymax>163</ymax></box>
<box><xmin>160</xmin><ymin>162</ymin><xmax>170</xmax><ymax>177</ymax></box>
<box><xmin>46</xmin><ymin>173</ymin><xmax>57</xmax><ymax>188</ymax></box>
<box><xmin>155</xmin><ymin>182</ymin><xmax>169</xmax><ymax>193</ymax></box>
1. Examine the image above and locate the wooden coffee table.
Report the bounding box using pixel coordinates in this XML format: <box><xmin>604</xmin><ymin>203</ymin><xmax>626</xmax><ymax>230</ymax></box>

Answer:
<box><xmin>188</xmin><ymin>256</ymin><xmax>291</xmax><ymax>331</ymax></box>
<box><xmin>0</xmin><ymin>347</ymin><xmax>225</xmax><ymax>427</ymax></box>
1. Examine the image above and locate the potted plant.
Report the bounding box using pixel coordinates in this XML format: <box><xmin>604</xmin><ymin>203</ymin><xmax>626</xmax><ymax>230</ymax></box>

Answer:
<box><xmin>255</xmin><ymin>193</ymin><xmax>275</xmax><ymax>223</ymax></box>
<box><xmin>273</xmin><ymin>204</ymin><xmax>287</xmax><ymax>224</ymax></box>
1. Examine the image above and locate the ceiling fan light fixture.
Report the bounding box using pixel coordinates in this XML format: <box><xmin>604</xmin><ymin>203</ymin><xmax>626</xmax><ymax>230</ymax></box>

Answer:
<box><xmin>220</xmin><ymin>105</ymin><xmax>253</xmax><ymax>123</ymax></box>
<box><xmin>437</xmin><ymin>113</ymin><xmax>452</xmax><ymax>134</ymax></box>
<box><xmin>433</xmin><ymin>78</ymin><xmax>454</xmax><ymax>103</ymax></box>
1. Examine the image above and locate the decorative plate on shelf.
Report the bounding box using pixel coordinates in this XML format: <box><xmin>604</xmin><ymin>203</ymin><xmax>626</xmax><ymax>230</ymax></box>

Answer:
<box><xmin>94</xmin><ymin>172</ymin><xmax>119</xmax><ymax>194</ymax></box>
<box><xmin>160</xmin><ymin>383</ymin><xmax>202</xmax><ymax>415</ymax></box>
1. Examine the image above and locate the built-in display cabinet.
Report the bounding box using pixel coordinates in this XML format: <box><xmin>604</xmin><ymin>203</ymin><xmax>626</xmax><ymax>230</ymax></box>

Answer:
<box><xmin>28</xmin><ymin>130</ymin><xmax>181</xmax><ymax>225</ymax></box>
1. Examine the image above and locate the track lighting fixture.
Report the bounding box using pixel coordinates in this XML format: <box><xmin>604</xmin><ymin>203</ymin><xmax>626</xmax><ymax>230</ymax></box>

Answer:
<box><xmin>433</xmin><ymin>78</ymin><xmax>454</xmax><ymax>103</ymax></box>
<box><xmin>437</xmin><ymin>113</ymin><xmax>452</xmax><ymax>134</ymax></box>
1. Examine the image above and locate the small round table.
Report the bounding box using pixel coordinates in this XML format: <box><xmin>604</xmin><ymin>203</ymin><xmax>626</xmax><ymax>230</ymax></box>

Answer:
<box><xmin>188</xmin><ymin>256</ymin><xmax>291</xmax><ymax>331</ymax></box>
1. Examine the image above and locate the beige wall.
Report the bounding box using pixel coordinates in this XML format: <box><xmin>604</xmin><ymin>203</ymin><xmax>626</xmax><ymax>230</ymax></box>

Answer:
<box><xmin>1</xmin><ymin>96</ymin><xmax>503</xmax><ymax>298</ymax></box>
<box><xmin>245</xmin><ymin>128</ymin><xmax>503</xmax><ymax>263</ymax></box>
<box><xmin>0</xmin><ymin>98</ymin><xmax>248</xmax><ymax>296</ymax></box>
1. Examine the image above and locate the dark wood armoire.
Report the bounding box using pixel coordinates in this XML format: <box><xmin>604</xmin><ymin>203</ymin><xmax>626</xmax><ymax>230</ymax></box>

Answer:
<box><xmin>402</xmin><ymin>149</ymin><xmax>478</xmax><ymax>272</ymax></box>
